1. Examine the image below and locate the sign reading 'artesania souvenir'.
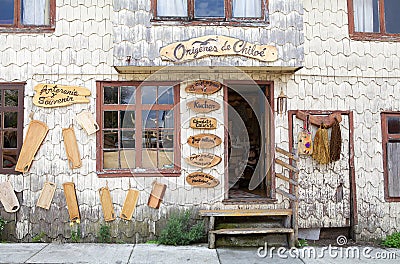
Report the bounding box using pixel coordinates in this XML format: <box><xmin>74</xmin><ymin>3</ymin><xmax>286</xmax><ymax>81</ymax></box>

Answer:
<box><xmin>185</xmin><ymin>80</ymin><xmax>222</xmax><ymax>95</ymax></box>
<box><xmin>190</xmin><ymin>117</ymin><xmax>217</xmax><ymax>129</ymax></box>
<box><xmin>186</xmin><ymin>172</ymin><xmax>220</xmax><ymax>188</ymax></box>
<box><xmin>187</xmin><ymin>134</ymin><xmax>222</xmax><ymax>149</ymax></box>
<box><xmin>187</xmin><ymin>99</ymin><xmax>221</xmax><ymax>113</ymax></box>
<box><xmin>160</xmin><ymin>35</ymin><xmax>278</xmax><ymax>63</ymax></box>
<box><xmin>185</xmin><ymin>153</ymin><xmax>222</xmax><ymax>168</ymax></box>
<box><xmin>33</xmin><ymin>84</ymin><xmax>90</xmax><ymax>107</ymax></box>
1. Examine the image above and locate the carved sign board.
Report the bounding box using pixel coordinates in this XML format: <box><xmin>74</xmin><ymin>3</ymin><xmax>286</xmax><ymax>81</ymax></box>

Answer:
<box><xmin>33</xmin><ymin>84</ymin><xmax>90</xmax><ymax>108</ymax></box>
<box><xmin>185</xmin><ymin>80</ymin><xmax>222</xmax><ymax>95</ymax></box>
<box><xmin>160</xmin><ymin>35</ymin><xmax>278</xmax><ymax>63</ymax></box>
<box><xmin>186</xmin><ymin>172</ymin><xmax>220</xmax><ymax>188</ymax></box>
<box><xmin>186</xmin><ymin>153</ymin><xmax>222</xmax><ymax>168</ymax></box>
<box><xmin>190</xmin><ymin>117</ymin><xmax>217</xmax><ymax>129</ymax></box>
<box><xmin>188</xmin><ymin>134</ymin><xmax>222</xmax><ymax>149</ymax></box>
<box><xmin>187</xmin><ymin>99</ymin><xmax>221</xmax><ymax>113</ymax></box>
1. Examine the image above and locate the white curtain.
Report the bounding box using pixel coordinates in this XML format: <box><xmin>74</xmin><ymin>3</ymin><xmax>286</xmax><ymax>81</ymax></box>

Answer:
<box><xmin>22</xmin><ymin>0</ymin><xmax>50</xmax><ymax>25</ymax></box>
<box><xmin>157</xmin><ymin>0</ymin><xmax>187</xmax><ymax>17</ymax></box>
<box><xmin>353</xmin><ymin>0</ymin><xmax>374</xmax><ymax>32</ymax></box>
<box><xmin>232</xmin><ymin>0</ymin><xmax>261</xmax><ymax>18</ymax></box>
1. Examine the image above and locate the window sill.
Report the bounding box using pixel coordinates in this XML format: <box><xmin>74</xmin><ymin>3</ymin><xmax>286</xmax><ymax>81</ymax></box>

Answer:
<box><xmin>0</xmin><ymin>27</ymin><xmax>55</xmax><ymax>34</ymax></box>
<box><xmin>151</xmin><ymin>19</ymin><xmax>269</xmax><ymax>27</ymax></box>
<box><xmin>97</xmin><ymin>169</ymin><xmax>181</xmax><ymax>178</ymax></box>
<box><xmin>222</xmin><ymin>198</ymin><xmax>278</xmax><ymax>204</ymax></box>
<box><xmin>349</xmin><ymin>32</ymin><xmax>400</xmax><ymax>42</ymax></box>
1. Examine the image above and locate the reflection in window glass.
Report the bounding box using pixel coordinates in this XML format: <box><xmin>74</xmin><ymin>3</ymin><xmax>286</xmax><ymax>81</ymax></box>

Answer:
<box><xmin>120</xmin><ymin>111</ymin><xmax>135</xmax><ymax>128</ymax></box>
<box><xmin>388</xmin><ymin>117</ymin><xmax>400</xmax><ymax>134</ymax></box>
<box><xmin>384</xmin><ymin>0</ymin><xmax>400</xmax><ymax>34</ymax></box>
<box><xmin>120</xmin><ymin>150</ymin><xmax>135</xmax><ymax>169</ymax></box>
<box><xmin>159</xmin><ymin>130</ymin><xmax>174</xmax><ymax>148</ymax></box>
<box><xmin>4</xmin><ymin>90</ymin><xmax>18</xmax><ymax>106</ymax></box>
<box><xmin>103</xmin><ymin>150</ymin><xmax>119</xmax><ymax>169</ymax></box>
<box><xmin>3</xmin><ymin>152</ymin><xmax>17</xmax><ymax>169</ymax></box>
<box><xmin>143</xmin><ymin>130</ymin><xmax>158</xmax><ymax>148</ymax></box>
<box><xmin>159</xmin><ymin>110</ymin><xmax>174</xmax><ymax>128</ymax></box>
<box><xmin>141</xmin><ymin>86</ymin><xmax>157</xmax><ymax>104</ymax></box>
<box><xmin>158</xmin><ymin>86</ymin><xmax>174</xmax><ymax>104</ymax></box>
<box><xmin>159</xmin><ymin>149</ymin><xmax>174</xmax><ymax>169</ymax></box>
<box><xmin>121</xmin><ymin>130</ymin><xmax>135</xmax><ymax>148</ymax></box>
<box><xmin>104</xmin><ymin>111</ymin><xmax>118</xmax><ymax>128</ymax></box>
<box><xmin>3</xmin><ymin>131</ymin><xmax>17</xmax><ymax>148</ymax></box>
<box><xmin>104</xmin><ymin>87</ymin><xmax>118</xmax><ymax>104</ymax></box>
<box><xmin>120</xmin><ymin>86</ymin><xmax>135</xmax><ymax>104</ymax></box>
<box><xmin>4</xmin><ymin>112</ymin><xmax>17</xmax><ymax>128</ymax></box>
<box><xmin>142</xmin><ymin>110</ymin><xmax>157</xmax><ymax>128</ymax></box>
<box><xmin>103</xmin><ymin>131</ymin><xmax>118</xmax><ymax>148</ymax></box>
<box><xmin>142</xmin><ymin>149</ymin><xmax>158</xmax><ymax>168</ymax></box>
<box><xmin>195</xmin><ymin>0</ymin><xmax>224</xmax><ymax>17</ymax></box>
<box><xmin>0</xmin><ymin>0</ymin><xmax>14</xmax><ymax>24</ymax></box>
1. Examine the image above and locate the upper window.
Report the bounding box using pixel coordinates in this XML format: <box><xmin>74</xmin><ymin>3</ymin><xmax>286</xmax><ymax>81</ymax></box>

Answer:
<box><xmin>348</xmin><ymin>0</ymin><xmax>400</xmax><ymax>40</ymax></box>
<box><xmin>153</xmin><ymin>0</ymin><xmax>267</xmax><ymax>24</ymax></box>
<box><xmin>0</xmin><ymin>0</ymin><xmax>55</xmax><ymax>31</ymax></box>
<box><xmin>96</xmin><ymin>82</ymin><xmax>180</xmax><ymax>177</ymax></box>
<box><xmin>0</xmin><ymin>83</ymin><xmax>24</xmax><ymax>174</ymax></box>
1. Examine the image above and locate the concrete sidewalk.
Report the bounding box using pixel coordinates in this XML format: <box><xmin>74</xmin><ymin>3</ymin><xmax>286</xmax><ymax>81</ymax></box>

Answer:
<box><xmin>0</xmin><ymin>243</ymin><xmax>399</xmax><ymax>264</ymax></box>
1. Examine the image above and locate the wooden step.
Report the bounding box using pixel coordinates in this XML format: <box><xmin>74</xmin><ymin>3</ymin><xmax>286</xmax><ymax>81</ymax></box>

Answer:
<box><xmin>276</xmin><ymin>147</ymin><xmax>299</xmax><ymax>161</ymax></box>
<box><xmin>275</xmin><ymin>173</ymin><xmax>299</xmax><ymax>186</ymax></box>
<box><xmin>275</xmin><ymin>158</ymin><xmax>299</xmax><ymax>173</ymax></box>
<box><xmin>211</xmin><ymin>227</ymin><xmax>294</xmax><ymax>235</ymax></box>
<box><xmin>276</xmin><ymin>188</ymin><xmax>298</xmax><ymax>201</ymax></box>
<box><xmin>199</xmin><ymin>209</ymin><xmax>292</xmax><ymax>217</ymax></box>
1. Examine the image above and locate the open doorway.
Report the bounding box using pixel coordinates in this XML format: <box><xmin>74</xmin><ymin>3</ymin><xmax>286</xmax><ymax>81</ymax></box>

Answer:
<box><xmin>226</xmin><ymin>83</ymin><xmax>273</xmax><ymax>199</ymax></box>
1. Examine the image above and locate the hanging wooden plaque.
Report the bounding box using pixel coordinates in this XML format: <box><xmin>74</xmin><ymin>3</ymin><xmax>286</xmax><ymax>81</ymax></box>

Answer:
<box><xmin>76</xmin><ymin>111</ymin><xmax>99</xmax><ymax>135</ymax></box>
<box><xmin>187</xmin><ymin>99</ymin><xmax>221</xmax><ymax>113</ymax></box>
<box><xmin>185</xmin><ymin>80</ymin><xmax>222</xmax><ymax>95</ymax></box>
<box><xmin>186</xmin><ymin>172</ymin><xmax>220</xmax><ymax>188</ymax></box>
<box><xmin>62</xmin><ymin>182</ymin><xmax>80</xmax><ymax>222</ymax></box>
<box><xmin>37</xmin><ymin>182</ymin><xmax>56</xmax><ymax>210</ymax></box>
<box><xmin>15</xmin><ymin>120</ymin><xmax>49</xmax><ymax>173</ymax></box>
<box><xmin>185</xmin><ymin>153</ymin><xmax>222</xmax><ymax>168</ymax></box>
<box><xmin>62</xmin><ymin>127</ymin><xmax>82</xmax><ymax>169</ymax></box>
<box><xmin>190</xmin><ymin>117</ymin><xmax>217</xmax><ymax>129</ymax></box>
<box><xmin>33</xmin><ymin>84</ymin><xmax>90</xmax><ymax>108</ymax></box>
<box><xmin>99</xmin><ymin>186</ymin><xmax>116</xmax><ymax>222</ymax></box>
<box><xmin>0</xmin><ymin>181</ymin><xmax>20</xmax><ymax>213</ymax></box>
<box><xmin>148</xmin><ymin>182</ymin><xmax>166</xmax><ymax>209</ymax></box>
<box><xmin>187</xmin><ymin>134</ymin><xmax>222</xmax><ymax>149</ymax></box>
<box><xmin>120</xmin><ymin>189</ymin><xmax>140</xmax><ymax>221</ymax></box>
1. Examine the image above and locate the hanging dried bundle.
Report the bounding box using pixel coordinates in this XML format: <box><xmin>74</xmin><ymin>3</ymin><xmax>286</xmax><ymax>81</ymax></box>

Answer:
<box><xmin>312</xmin><ymin>125</ymin><xmax>330</xmax><ymax>164</ymax></box>
<box><xmin>330</xmin><ymin>119</ymin><xmax>342</xmax><ymax>162</ymax></box>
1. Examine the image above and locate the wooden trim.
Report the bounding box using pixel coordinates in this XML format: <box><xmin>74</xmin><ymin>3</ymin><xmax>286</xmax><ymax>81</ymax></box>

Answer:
<box><xmin>223</xmin><ymin>84</ymin><xmax>229</xmax><ymax>200</ymax></box>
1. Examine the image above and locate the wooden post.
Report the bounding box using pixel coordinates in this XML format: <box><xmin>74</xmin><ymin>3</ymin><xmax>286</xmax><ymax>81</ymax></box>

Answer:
<box><xmin>208</xmin><ymin>216</ymin><xmax>216</xmax><ymax>249</ymax></box>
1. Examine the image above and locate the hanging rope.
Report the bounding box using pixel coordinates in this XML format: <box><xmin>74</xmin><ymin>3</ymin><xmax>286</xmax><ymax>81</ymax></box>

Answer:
<box><xmin>312</xmin><ymin>124</ymin><xmax>330</xmax><ymax>164</ymax></box>
<box><xmin>330</xmin><ymin>119</ymin><xmax>342</xmax><ymax>162</ymax></box>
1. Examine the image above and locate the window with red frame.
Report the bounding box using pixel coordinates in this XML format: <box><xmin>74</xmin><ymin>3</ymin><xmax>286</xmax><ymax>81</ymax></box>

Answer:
<box><xmin>96</xmin><ymin>82</ymin><xmax>180</xmax><ymax>177</ymax></box>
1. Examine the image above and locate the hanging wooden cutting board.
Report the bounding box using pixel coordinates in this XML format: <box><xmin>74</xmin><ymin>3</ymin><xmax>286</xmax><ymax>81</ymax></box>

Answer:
<box><xmin>148</xmin><ymin>182</ymin><xmax>166</xmax><ymax>209</ymax></box>
<box><xmin>99</xmin><ymin>186</ymin><xmax>116</xmax><ymax>222</ymax></box>
<box><xmin>62</xmin><ymin>182</ymin><xmax>80</xmax><ymax>222</ymax></box>
<box><xmin>0</xmin><ymin>181</ymin><xmax>20</xmax><ymax>213</ymax></box>
<box><xmin>185</xmin><ymin>80</ymin><xmax>222</xmax><ymax>95</ymax></box>
<box><xmin>15</xmin><ymin>120</ymin><xmax>49</xmax><ymax>173</ymax></box>
<box><xmin>185</xmin><ymin>153</ymin><xmax>222</xmax><ymax>168</ymax></box>
<box><xmin>187</xmin><ymin>99</ymin><xmax>221</xmax><ymax>113</ymax></box>
<box><xmin>62</xmin><ymin>127</ymin><xmax>82</xmax><ymax>169</ymax></box>
<box><xmin>120</xmin><ymin>189</ymin><xmax>140</xmax><ymax>221</ymax></box>
<box><xmin>187</xmin><ymin>134</ymin><xmax>222</xmax><ymax>149</ymax></box>
<box><xmin>186</xmin><ymin>172</ymin><xmax>220</xmax><ymax>188</ymax></box>
<box><xmin>36</xmin><ymin>182</ymin><xmax>56</xmax><ymax>210</ymax></box>
<box><xmin>76</xmin><ymin>111</ymin><xmax>100</xmax><ymax>135</ymax></box>
<box><xmin>190</xmin><ymin>117</ymin><xmax>217</xmax><ymax>129</ymax></box>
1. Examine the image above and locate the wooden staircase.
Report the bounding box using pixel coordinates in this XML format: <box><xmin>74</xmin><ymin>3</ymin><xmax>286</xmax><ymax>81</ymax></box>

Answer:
<box><xmin>200</xmin><ymin>147</ymin><xmax>300</xmax><ymax>249</ymax></box>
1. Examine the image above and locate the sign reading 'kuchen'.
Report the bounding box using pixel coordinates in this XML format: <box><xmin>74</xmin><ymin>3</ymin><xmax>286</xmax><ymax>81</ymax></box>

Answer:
<box><xmin>33</xmin><ymin>84</ymin><xmax>90</xmax><ymax>107</ymax></box>
<box><xmin>190</xmin><ymin>117</ymin><xmax>217</xmax><ymax>129</ymax></box>
<box><xmin>186</xmin><ymin>172</ymin><xmax>220</xmax><ymax>188</ymax></box>
<box><xmin>185</xmin><ymin>80</ymin><xmax>222</xmax><ymax>95</ymax></box>
<box><xmin>187</xmin><ymin>99</ymin><xmax>221</xmax><ymax>113</ymax></box>
<box><xmin>185</xmin><ymin>153</ymin><xmax>222</xmax><ymax>168</ymax></box>
<box><xmin>187</xmin><ymin>134</ymin><xmax>222</xmax><ymax>149</ymax></box>
<box><xmin>160</xmin><ymin>35</ymin><xmax>278</xmax><ymax>63</ymax></box>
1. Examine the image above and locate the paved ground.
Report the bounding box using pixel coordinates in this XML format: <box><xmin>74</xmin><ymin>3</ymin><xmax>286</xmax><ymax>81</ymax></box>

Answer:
<box><xmin>0</xmin><ymin>243</ymin><xmax>399</xmax><ymax>264</ymax></box>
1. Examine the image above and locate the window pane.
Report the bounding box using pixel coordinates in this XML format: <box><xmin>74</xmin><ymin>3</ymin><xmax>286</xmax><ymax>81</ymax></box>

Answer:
<box><xmin>4</xmin><ymin>112</ymin><xmax>17</xmax><ymax>128</ymax></box>
<box><xmin>104</xmin><ymin>86</ymin><xmax>118</xmax><ymax>104</ymax></box>
<box><xmin>384</xmin><ymin>0</ymin><xmax>400</xmax><ymax>34</ymax></box>
<box><xmin>195</xmin><ymin>0</ymin><xmax>224</xmax><ymax>17</ymax></box>
<box><xmin>4</xmin><ymin>131</ymin><xmax>17</xmax><ymax>148</ymax></box>
<box><xmin>353</xmin><ymin>0</ymin><xmax>380</xmax><ymax>32</ymax></box>
<box><xmin>120</xmin><ymin>149</ymin><xmax>135</xmax><ymax>169</ymax></box>
<box><xmin>232</xmin><ymin>0</ymin><xmax>262</xmax><ymax>18</ymax></box>
<box><xmin>120</xmin><ymin>110</ymin><xmax>135</xmax><ymax>128</ymax></box>
<box><xmin>121</xmin><ymin>130</ymin><xmax>135</xmax><ymax>148</ymax></box>
<box><xmin>104</xmin><ymin>111</ymin><xmax>118</xmax><ymax>128</ymax></box>
<box><xmin>3</xmin><ymin>152</ymin><xmax>17</xmax><ymax>169</ymax></box>
<box><xmin>103</xmin><ymin>130</ymin><xmax>118</xmax><ymax>148</ymax></box>
<box><xmin>103</xmin><ymin>150</ymin><xmax>119</xmax><ymax>169</ymax></box>
<box><xmin>21</xmin><ymin>0</ymin><xmax>50</xmax><ymax>25</ymax></box>
<box><xmin>158</xmin><ymin>86</ymin><xmax>174</xmax><ymax>105</ymax></box>
<box><xmin>159</xmin><ymin>110</ymin><xmax>174</xmax><ymax>128</ymax></box>
<box><xmin>0</xmin><ymin>0</ymin><xmax>14</xmax><ymax>24</ymax></box>
<box><xmin>142</xmin><ymin>110</ymin><xmax>157</xmax><ymax>128</ymax></box>
<box><xmin>157</xmin><ymin>0</ymin><xmax>187</xmax><ymax>16</ymax></box>
<box><xmin>4</xmin><ymin>90</ymin><xmax>18</xmax><ymax>106</ymax></box>
<box><xmin>142</xmin><ymin>149</ymin><xmax>157</xmax><ymax>169</ymax></box>
<box><xmin>388</xmin><ymin>116</ymin><xmax>400</xmax><ymax>134</ymax></box>
<box><xmin>159</xmin><ymin>149</ymin><xmax>174</xmax><ymax>169</ymax></box>
<box><xmin>159</xmin><ymin>130</ymin><xmax>174</xmax><ymax>148</ymax></box>
<box><xmin>143</xmin><ymin>130</ymin><xmax>158</xmax><ymax>148</ymax></box>
<box><xmin>141</xmin><ymin>86</ymin><xmax>157</xmax><ymax>104</ymax></box>
<box><xmin>120</xmin><ymin>86</ymin><xmax>135</xmax><ymax>104</ymax></box>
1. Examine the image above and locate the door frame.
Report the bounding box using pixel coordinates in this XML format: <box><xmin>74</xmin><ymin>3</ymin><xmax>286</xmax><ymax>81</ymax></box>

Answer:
<box><xmin>222</xmin><ymin>80</ymin><xmax>276</xmax><ymax>203</ymax></box>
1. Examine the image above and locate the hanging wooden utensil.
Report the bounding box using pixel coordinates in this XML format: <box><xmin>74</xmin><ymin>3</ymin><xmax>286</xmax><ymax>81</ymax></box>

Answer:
<box><xmin>62</xmin><ymin>182</ymin><xmax>80</xmax><ymax>222</ymax></box>
<box><xmin>75</xmin><ymin>111</ymin><xmax>99</xmax><ymax>135</ymax></box>
<box><xmin>37</xmin><ymin>182</ymin><xmax>56</xmax><ymax>210</ymax></box>
<box><xmin>62</xmin><ymin>127</ymin><xmax>82</xmax><ymax>169</ymax></box>
<box><xmin>0</xmin><ymin>181</ymin><xmax>20</xmax><ymax>213</ymax></box>
<box><xmin>15</xmin><ymin>120</ymin><xmax>49</xmax><ymax>173</ymax></box>
<box><xmin>99</xmin><ymin>185</ymin><xmax>116</xmax><ymax>222</ymax></box>
<box><xmin>120</xmin><ymin>189</ymin><xmax>140</xmax><ymax>221</ymax></box>
<box><xmin>148</xmin><ymin>182</ymin><xmax>166</xmax><ymax>209</ymax></box>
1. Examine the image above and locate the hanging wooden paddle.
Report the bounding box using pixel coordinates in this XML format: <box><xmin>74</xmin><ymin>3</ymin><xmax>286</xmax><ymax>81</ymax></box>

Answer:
<box><xmin>0</xmin><ymin>181</ymin><xmax>20</xmax><ymax>213</ymax></box>
<box><xmin>62</xmin><ymin>127</ymin><xmax>82</xmax><ymax>169</ymax></box>
<box><xmin>148</xmin><ymin>182</ymin><xmax>166</xmax><ymax>209</ymax></box>
<box><xmin>62</xmin><ymin>182</ymin><xmax>80</xmax><ymax>222</ymax></box>
<box><xmin>15</xmin><ymin>120</ymin><xmax>49</xmax><ymax>173</ymax></box>
<box><xmin>37</xmin><ymin>182</ymin><xmax>56</xmax><ymax>210</ymax></box>
<box><xmin>120</xmin><ymin>189</ymin><xmax>140</xmax><ymax>221</ymax></box>
<box><xmin>99</xmin><ymin>185</ymin><xmax>116</xmax><ymax>222</ymax></box>
<box><xmin>75</xmin><ymin>111</ymin><xmax>99</xmax><ymax>135</ymax></box>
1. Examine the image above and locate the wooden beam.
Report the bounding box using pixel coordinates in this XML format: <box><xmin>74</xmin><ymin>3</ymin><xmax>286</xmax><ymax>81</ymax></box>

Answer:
<box><xmin>211</xmin><ymin>227</ymin><xmax>294</xmax><ymax>235</ymax></box>
<box><xmin>276</xmin><ymin>147</ymin><xmax>299</xmax><ymax>161</ymax></box>
<box><xmin>276</xmin><ymin>188</ymin><xmax>298</xmax><ymax>201</ymax></box>
<box><xmin>199</xmin><ymin>209</ymin><xmax>292</xmax><ymax>217</ymax></box>
<box><xmin>275</xmin><ymin>158</ymin><xmax>299</xmax><ymax>173</ymax></box>
<box><xmin>275</xmin><ymin>173</ymin><xmax>298</xmax><ymax>186</ymax></box>
<box><xmin>296</xmin><ymin>110</ymin><xmax>342</xmax><ymax>128</ymax></box>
